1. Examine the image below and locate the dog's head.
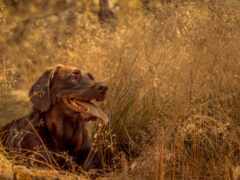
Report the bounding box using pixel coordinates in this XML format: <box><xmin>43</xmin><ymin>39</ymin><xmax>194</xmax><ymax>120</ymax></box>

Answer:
<box><xmin>29</xmin><ymin>64</ymin><xmax>109</xmax><ymax>124</ymax></box>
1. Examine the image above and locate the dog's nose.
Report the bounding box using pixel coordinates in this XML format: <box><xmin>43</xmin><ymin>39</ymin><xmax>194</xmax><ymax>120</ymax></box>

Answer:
<box><xmin>96</xmin><ymin>83</ymin><xmax>108</xmax><ymax>93</ymax></box>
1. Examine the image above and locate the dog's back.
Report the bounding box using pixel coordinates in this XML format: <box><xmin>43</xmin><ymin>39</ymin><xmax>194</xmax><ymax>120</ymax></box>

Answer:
<box><xmin>0</xmin><ymin>113</ymin><xmax>48</xmax><ymax>151</ymax></box>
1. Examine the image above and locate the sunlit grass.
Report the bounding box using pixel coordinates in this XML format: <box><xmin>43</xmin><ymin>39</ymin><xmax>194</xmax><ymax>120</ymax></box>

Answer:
<box><xmin>0</xmin><ymin>0</ymin><xmax>240</xmax><ymax>179</ymax></box>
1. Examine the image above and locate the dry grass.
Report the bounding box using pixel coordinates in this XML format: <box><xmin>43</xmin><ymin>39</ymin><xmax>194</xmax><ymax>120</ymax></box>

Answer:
<box><xmin>0</xmin><ymin>0</ymin><xmax>240</xmax><ymax>179</ymax></box>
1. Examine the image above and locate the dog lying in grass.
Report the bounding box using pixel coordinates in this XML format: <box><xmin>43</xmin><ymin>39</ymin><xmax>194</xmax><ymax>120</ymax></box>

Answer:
<box><xmin>0</xmin><ymin>64</ymin><xmax>109</xmax><ymax>169</ymax></box>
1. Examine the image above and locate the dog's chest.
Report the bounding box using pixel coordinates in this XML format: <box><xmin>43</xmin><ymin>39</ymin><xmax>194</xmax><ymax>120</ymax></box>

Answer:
<box><xmin>62</xmin><ymin>119</ymin><xmax>85</xmax><ymax>149</ymax></box>
<box><xmin>63</xmin><ymin>120</ymin><xmax>80</xmax><ymax>140</ymax></box>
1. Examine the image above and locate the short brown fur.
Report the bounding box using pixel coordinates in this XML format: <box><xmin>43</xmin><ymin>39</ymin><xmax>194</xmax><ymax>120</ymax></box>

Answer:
<box><xmin>0</xmin><ymin>64</ymin><xmax>108</xmax><ymax>168</ymax></box>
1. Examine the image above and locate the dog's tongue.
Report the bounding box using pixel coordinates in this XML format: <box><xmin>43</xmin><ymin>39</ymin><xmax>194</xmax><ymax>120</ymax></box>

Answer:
<box><xmin>76</xmin><ymin>101</ymin><xmax>109</xmax><ymax>125</ymax></box>
<box><xmin>63</xmin><ymin>98</ymin><xmax>109</xmax><ymax>125</ymax></box>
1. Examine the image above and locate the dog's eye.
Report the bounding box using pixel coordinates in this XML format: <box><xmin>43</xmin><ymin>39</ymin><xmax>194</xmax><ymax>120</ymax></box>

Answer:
<box><xmin>71</xmin><ymin>70</ymin><xmax>81</xmax><ymax>80</ymax></box>
<box><xmin>72</xmin><ymin>70</ymin><xmax>81</xmax><ymax>75</ymax></box>
<box><xmin>87</xmin><ymin>73</ymin><xmax>94</xmax><ymax>80</ymax></box>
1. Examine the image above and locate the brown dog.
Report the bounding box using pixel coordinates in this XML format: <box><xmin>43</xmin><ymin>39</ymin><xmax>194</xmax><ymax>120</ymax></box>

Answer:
<box><xmin>0</xmin><ymin>64</ymin><xmax>109</xmax><ymax>168</ymax></box>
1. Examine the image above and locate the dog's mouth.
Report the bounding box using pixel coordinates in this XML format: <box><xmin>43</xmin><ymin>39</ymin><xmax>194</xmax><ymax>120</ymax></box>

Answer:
<box><xmin>63</xmin><ymin>98</ymin><xmax>109</xmax><ymax>125</ymax></box>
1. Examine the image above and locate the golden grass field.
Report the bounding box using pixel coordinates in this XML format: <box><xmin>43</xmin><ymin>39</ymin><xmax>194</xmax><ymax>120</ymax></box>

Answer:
<box><xmin>0</xmin><ymin>0</ymin><xmax>240</xmax><ymax>179</ymax></box>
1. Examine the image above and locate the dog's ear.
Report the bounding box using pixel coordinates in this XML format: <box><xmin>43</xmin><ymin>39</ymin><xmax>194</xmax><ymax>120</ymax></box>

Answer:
<box><xmin>29</xmin><ymin>66</ymin><xmax>61</xmax><ymax>112</ymax></box>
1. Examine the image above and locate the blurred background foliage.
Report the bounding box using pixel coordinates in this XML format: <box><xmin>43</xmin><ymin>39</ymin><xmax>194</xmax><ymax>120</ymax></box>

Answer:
<box><xmin>0</xmin><ymin>0</ymin><xmax>240</xmax><ymax>179</ymax></box>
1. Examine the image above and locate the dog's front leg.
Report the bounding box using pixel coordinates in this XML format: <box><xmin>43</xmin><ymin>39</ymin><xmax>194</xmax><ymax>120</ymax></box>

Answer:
<box><xmin>46</xmin><ymin>110</ymin><xmax>64</xmax><ymax>150</ymax></box>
